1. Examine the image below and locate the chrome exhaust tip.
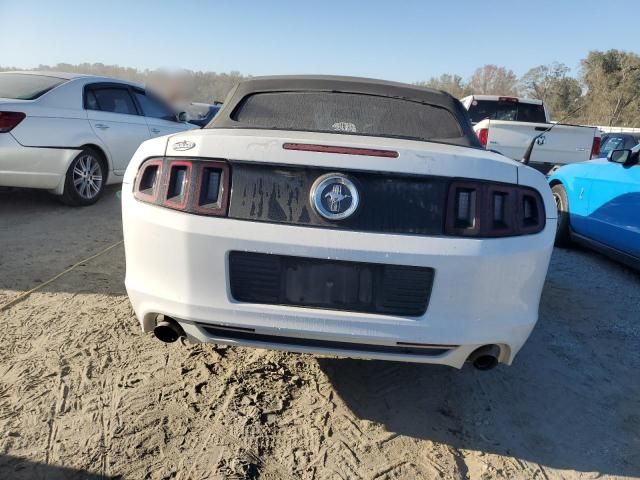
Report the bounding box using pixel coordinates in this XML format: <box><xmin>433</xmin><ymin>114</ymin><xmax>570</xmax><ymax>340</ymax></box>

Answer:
<box><xmin>468</xmin><ymin>345</ymin><xmax>500</xmax><ymax>371</ymax></box>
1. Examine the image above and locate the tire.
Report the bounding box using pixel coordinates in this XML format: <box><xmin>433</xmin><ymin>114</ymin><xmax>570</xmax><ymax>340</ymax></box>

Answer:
<box><xmin>60</xmin><ymin>148</ymin><xmax>106</xmax><ymax>206</ymax></box>
<box><xmin>551</xmin><ymin>183</ymin><xmax>571</xmax><ymax>247</ymax></box>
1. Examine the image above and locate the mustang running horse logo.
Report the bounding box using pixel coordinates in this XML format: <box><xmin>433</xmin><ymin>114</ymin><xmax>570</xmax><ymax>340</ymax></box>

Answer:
<box><xmin>324</xmin><ymin>184</ymin><xmax>351</xmax><ymax>212</ymax></box>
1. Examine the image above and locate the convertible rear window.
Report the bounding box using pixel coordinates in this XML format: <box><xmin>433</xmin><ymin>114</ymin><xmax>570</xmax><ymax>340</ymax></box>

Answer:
<box><xmin>0</xmin><ymin>74</ymin><xmax>66</xmax><ymax>100</ymax></box>
<box><xmin>229</xmin><ymin>91</ymin><xmax>464</xmax><ymax>142</ymax></box>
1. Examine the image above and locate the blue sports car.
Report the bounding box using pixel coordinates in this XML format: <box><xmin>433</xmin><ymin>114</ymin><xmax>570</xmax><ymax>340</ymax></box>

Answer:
<box><xmin>548</xmin><ymin>143</ymin><xmax>640</xmax><ymax>269</ymax></box>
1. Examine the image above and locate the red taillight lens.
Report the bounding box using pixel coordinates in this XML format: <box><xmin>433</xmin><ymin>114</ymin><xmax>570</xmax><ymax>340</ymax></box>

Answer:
<box><xmin>133</xmin><ymin>157</ymin><xmax>230</xmax><ymax>216</ymax></box>
<box><xmin>164</xmin><ymin>160</ymin><xmax>192</xmax><ymax>210</ymax></box>
<box><xmin>0</xmin><ymin>111</ymin><xmax>26</xmax><ymax>133</ymax></box>
<box><xmin>445</xmin><ymin>180</ymin><xmax>545</xmax><ymax>237</ymax></box>
<box><xmin>476</xmin><ymin>128</ymin><xmax>489</xmax><ymax>148</ymax></box>
<box><xmin>590</xmin><ymin>136</ymin><xmax>601</xmax><ymax>159</ymax></box>
<box><xmin>133</xmin><ymin>159</ymin><xmax>162</xmax><ymax>203</ymax></box>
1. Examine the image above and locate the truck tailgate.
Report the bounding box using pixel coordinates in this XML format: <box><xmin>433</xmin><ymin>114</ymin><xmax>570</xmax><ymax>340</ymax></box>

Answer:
<box><xmin>484</xmin><ymin>120</ymin><xmax>597</xmax><ymax>165</ymax></box>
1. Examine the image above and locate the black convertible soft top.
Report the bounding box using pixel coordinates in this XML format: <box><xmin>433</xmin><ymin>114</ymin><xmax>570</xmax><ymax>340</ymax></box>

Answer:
<box><xmin>208</xmin><ymin>75</ymin><xmax>481</xmax><ymax>148</ymax></box>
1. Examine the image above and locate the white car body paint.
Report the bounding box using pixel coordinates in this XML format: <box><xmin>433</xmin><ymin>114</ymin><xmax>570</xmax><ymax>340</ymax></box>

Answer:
<box><xmin>123</xmin><ymin>128</ymin><xmax>556</xmax><ymax>369</ymax></box>
<box><xmin>0</xmin><ymin>71</ymin><xmax>195</xmax><ymax>195</ymax></box>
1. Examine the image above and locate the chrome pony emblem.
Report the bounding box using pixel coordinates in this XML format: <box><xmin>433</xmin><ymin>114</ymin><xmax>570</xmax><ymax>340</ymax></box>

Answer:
<box><xmin>324</xmin><ymin>184</ymin><xmax>351</xmax><ymax>212</ymax></box>
<box><xmin>172</xmin><ymin>140</ymin><xmax>196</xmax><ymax>151</ymax></box>
<box><xmin>310</xmin><ymin>174</ymin><xmax>359</xmax><ymax>220</ymax></box>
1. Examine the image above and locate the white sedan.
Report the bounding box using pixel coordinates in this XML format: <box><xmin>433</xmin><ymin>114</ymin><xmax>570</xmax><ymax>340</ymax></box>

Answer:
<box><xmin>122</xmin><ymin>76</ymin><xmax>555</xmax><ymax>370</ymax></box>
<box><xmin>0</xmin><ymin>71</ymin><xmax>195</xmax><ymax>205</ymax></box>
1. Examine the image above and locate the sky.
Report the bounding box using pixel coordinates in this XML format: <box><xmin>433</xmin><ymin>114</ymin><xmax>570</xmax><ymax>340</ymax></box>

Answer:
<box><xmin>1</xmin><ymin>0</ymin><xmax>638</xmax><ymax>83</ymax></box>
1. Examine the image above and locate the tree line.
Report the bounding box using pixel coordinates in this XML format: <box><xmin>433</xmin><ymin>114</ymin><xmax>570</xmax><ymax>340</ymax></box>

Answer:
<box><xmin>416</xmin><ymin>49</ymin><xmax>640</xmax><ymax>127</ymax></box>
<box><xmin>4</xmin><ymin>48</ymin><xmax>639</xmax><ymax>126</ymax></box>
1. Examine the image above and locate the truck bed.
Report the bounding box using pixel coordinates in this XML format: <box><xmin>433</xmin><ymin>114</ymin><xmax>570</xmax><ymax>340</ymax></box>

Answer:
<box><xmin>476</xmin><ymin>119</ymin><xmax>599</xmax><ymax>166</ymax></box>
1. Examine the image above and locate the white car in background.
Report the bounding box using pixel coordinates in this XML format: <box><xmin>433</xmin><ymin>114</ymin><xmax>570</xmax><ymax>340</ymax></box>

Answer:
<box><xmin>0</xmin><ymin>71</ymin><xmax>195</xmax><ymax>205</ymax></box>
<box><xmin>123</xmin><ymin>76</ymin><xmax>556</xmax><ymax>370</ymax></box>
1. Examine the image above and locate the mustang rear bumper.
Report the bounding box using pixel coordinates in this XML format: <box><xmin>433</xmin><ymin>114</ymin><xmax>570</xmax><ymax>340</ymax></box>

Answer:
<box><xmin>123</xmin><ymin>191</ymin><xmax>555</xmax><ymax>368</ymax></box>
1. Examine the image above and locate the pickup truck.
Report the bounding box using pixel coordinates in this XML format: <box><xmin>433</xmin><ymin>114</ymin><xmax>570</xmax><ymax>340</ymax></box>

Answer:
<box><xmin>460</xmin><ymin>95</ymin><xmax>601</xmax><ymax>172</ymax></box>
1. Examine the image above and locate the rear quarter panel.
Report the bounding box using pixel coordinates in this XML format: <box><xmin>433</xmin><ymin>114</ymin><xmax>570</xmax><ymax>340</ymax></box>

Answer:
<box><xmin>518</xmin><ymin>165</ymin><xmax>556</xmax><ymax>220</ymax></box>
<box><xmin>548</xmin><ymin>162</ymin><xmax>596</xmax><ymax>235</ymax></box>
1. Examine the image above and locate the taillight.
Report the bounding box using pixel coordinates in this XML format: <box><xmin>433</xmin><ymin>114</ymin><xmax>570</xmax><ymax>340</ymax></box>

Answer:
<box><xmin>476</xmin><ymin>128</ymin><xmax>489</xmax><ymax>148</ymax></box>
<box><xmin>0</xmin><ymin>111</ymin><xmax>26</xmax><ymax>133</ymax></box>
<box><xmin>445</xmin><ymin>180</ymin><xmax>545</xmax><ymax>237</ymax></box>
<box><xmin>590</xmin><ymin>136</ymin><xmax>601</xmax><ymax>159</ymax></box>
<box><xmin>133</xmin><ymin>157</ymin><xmax>230</xmax><ymax>216</ymax></box>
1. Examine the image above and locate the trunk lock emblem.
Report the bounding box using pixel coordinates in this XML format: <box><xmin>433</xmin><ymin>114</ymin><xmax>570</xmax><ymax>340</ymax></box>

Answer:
<box><xmin>310</xmin><ymin>174</ymin><xmax>359</xmax><ymax>220</ymax></box>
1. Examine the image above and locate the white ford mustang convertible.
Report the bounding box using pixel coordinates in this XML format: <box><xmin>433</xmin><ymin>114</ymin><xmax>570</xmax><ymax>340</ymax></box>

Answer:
<box><xmin>122</xmin><ymin>76</ymin><xmax>555</xmax><ymax>370</ymax></box>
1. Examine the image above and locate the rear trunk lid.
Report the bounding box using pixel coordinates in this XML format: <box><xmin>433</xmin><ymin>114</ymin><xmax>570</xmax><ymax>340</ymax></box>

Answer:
<box><xmin>166</xmin><ymin>128</ymin><xmax>518</xmax><ymax>183</ymax></box>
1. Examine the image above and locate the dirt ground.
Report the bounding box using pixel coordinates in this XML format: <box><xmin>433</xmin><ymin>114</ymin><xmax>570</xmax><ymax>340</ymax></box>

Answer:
<box><xmin>0</xmin><ymin>186</ymin><xmax>639</xmax><ymax>480</ymax></box>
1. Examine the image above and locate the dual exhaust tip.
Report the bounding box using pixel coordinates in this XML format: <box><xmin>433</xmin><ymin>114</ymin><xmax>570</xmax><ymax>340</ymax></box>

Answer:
<box><xmin>153</xmin><ymin>316</ymin><xmax>185</xmax><ymax>343</ymax></box>
<box><xmin>468</xmin><ymin>345</ymin><xmax>500</xmax><ymax>371</ymax></box>
<box><xmin>152</xmin><ymin>316</ymin><xmax>500</xmax><ymax>370</ymax></box>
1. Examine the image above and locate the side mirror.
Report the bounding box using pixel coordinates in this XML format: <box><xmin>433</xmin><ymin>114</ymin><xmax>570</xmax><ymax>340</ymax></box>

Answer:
<box><xmin>177</xmin><ymin>111</ymin><xmax>188</xmax><ymax>122</ymax></box>
<box><xmin>608</xmin><ymin>149</ymin><xmax>632</xmax><ymax>164</ymax></box>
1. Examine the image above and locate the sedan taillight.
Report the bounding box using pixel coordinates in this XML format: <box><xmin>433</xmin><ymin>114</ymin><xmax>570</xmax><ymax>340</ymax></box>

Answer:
<box><xmin>590</xmin><ymin>136</ymin><xmax>601</xmax><ymax>159</ymax></box>
<box><xmin>133</xmin><ymin>157</ymin><xmax>229</xmax><ymax>216</ymax></box>
<box><xmin>0</xmin><ymin>111</ymin><xmax>26</xmax><ymax>133</ymax></box>
<box><xmin>476</xmin><ymin>128</ymin><xmax>489</xmax><ymax>148</ymax></box>
<box><xmin>445</xmin><ymin>180</ymin><xmax>545</xmax><ymax>237</ymax></box>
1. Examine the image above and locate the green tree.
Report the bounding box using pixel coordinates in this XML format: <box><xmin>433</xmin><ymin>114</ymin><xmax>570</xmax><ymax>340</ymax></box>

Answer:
<box><xmin>581</xmin><ymin>49</ymin><xmax>640</xmax><ymax>126</ymax></box>
<box><xmin>468</xmin><ymin>65</ymin><xmax>518</xmax><ymax>96</ymax></box>
<box><xmin>519</xmin><ymin>63</ymin><xmax>582</xmax><ymax>120</ymax></box>
<box><xmin>519</xmin><ymin>62</ymin><xmax>569</xmax><ymax>100</ymax></box>
<box><xmin>415</xmin><ymin>74</ymin><xmax>469</xmax><ymax>98</ymax></box>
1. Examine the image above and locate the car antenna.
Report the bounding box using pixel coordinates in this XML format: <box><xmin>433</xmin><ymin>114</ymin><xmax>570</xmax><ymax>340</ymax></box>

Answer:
<box><xmin>521</xmin><ymin>100</ymin><xmax>585</xmax><ymax>165</ymax></box>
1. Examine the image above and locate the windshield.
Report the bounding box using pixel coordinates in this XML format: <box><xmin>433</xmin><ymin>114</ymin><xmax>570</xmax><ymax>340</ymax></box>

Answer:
<box><xmin>0</xmin><ymin>73</ymin><xmax>66</xmax><ymax>100</ymax></box>
<box><xmin>227</xmin><ymin>91</ymin><xmax>464</xmax><ymax>143</ymax></box>
<box><xmin>467</xmin><ymin>99</ymin><xmax>546</xmax><ymax>123</ymax></box>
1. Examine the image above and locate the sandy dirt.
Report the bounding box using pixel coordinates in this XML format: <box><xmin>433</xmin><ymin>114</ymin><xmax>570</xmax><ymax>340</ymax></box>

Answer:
<box><xmin>0</xmin><ymin>186</ymin><xmax>639</xmax><ymax>480</ymax></box>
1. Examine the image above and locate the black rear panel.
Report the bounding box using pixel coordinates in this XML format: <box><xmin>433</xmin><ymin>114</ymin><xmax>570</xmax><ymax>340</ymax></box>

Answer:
<box><xmin>229</xmin><ymin>251</ymin><xmax>434</xmax><ymax>316</ymax></box>
<box><xmin>228</xmin><ymin>163</ymin><xmax>448</xmax><ymax>235</ymax></box>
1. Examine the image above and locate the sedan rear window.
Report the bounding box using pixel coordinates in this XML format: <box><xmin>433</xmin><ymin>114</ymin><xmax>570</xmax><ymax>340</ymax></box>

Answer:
<box><xmin>0</xmin><ymin>74</ymin><xmax>66</xmax><ymax>100</ymax></box>
<box><xmin>467</xmin><ymin>100</ymin><xmax>546</xmax><ymax>124</ymax></box>
<box><xmin>229</xmin><ymin>91</ymin><xmax>464</xmax><ymax>142</ymax></box>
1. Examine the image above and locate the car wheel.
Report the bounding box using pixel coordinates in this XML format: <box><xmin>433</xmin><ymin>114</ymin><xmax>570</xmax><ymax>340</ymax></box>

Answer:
<box><xmin>551</xmin><ymin>183</ymin><xmax>571</xmax><ymax>247</ymax></box>
<box><xmin>60</xmin><ymin>148</ymin><xmax>106</xmax><ymax>206</ymax></box>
